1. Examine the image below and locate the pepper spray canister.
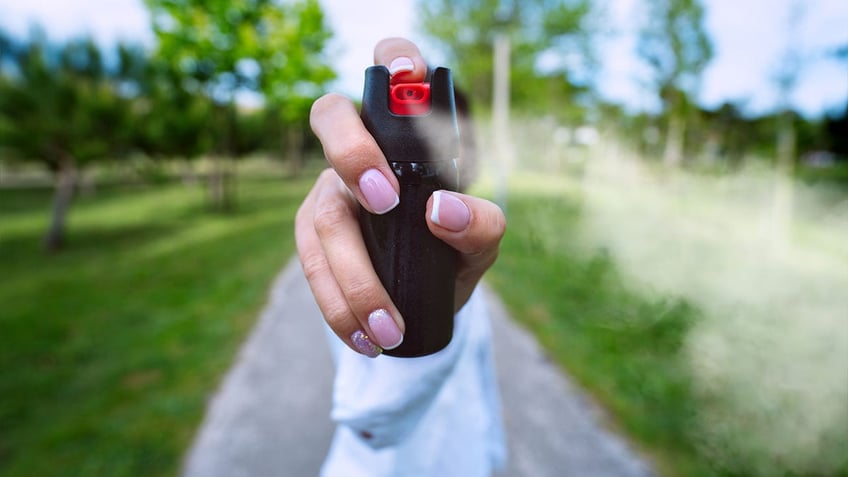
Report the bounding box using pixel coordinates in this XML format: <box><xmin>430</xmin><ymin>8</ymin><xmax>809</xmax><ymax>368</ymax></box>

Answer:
<box><xmin>359</xmin><ymin>65</ymin><xmax>460</xmax><ymax>357</ymax></box>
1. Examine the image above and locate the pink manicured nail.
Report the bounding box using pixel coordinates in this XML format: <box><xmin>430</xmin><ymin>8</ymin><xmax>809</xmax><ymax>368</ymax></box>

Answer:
<box><xmin>359</xmin><ymin>169</ymin><xmax>399</xmax><ymax>214</ymax></box>
<box><xmin>388</xmin><ymin>56</ymin><xmax>414</xmax><ymax>76</ymax></box>
<box><xmin>368</xmin><ymin>309</ymin><xmax>403</xmax><ymax>350</ymax></box>
<box><xmin>430</xmin><ymin>191</ymin><xmax>470</xmax><ymax>231</ymax></box>
<box><xmin>351</xmin><ymin>330</ymin><xmax>382</xmax><ymax>358</ymax></box>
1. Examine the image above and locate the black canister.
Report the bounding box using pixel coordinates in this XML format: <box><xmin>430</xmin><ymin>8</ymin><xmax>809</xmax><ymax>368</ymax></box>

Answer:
<box><xmin>359</xmin><ymin>65</ymin><xmax>460</xmax><ymax>357</ymax></box>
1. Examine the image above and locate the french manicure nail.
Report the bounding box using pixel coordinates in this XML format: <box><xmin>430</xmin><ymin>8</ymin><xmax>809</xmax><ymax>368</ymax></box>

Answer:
<box><xmin>388</xmin><ymin>56</ymin><xmax>414</xmax><ymax>76</ymax></box>
<box><xmin>368</xmin><ymin>309</ymin><xmax>403</xmax><ymax>350</ymax></box>
<box><xmin>431</xmin><ymin>191</ymin><xmax>470</xmax><ymax>231</ymax></box>
<box><xmin>359</xmin><ymin>169</ymin><xmax>399</xmax><ymax>214</ymax></box>
<box><xmin>351</xmin><ymin>330</ymin><xmax>382</xmax><ymax>358</ymax></box>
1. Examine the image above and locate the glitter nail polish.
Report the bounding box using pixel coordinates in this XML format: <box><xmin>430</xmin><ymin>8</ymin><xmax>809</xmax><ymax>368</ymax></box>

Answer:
<box><xmin>351</xmin><ymin>330</ymin><xmax>382</xmax><ymax>358</ymax></box>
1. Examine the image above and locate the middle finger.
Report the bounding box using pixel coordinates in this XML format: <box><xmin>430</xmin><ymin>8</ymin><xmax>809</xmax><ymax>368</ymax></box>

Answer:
<box><xmin>311</xmin><ymin>171</ymin><xmax>406</xmax><ymax>352</ymax></box>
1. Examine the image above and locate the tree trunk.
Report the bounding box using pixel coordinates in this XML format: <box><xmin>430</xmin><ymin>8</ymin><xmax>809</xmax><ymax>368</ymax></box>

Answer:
<box><xmin>208</xmin><ymin>155</ymin><xmax>224</xmax><ymax>209</ymax></box>
<box><xmin>771</xmin><ymin>111</ymin><xmax>796</xmax><ymax>253</ymax></box>
<box><xmin>207</xmin><ymin>155</ymin><xmax>237</xmax><ymax>211</ymax></box>
<box><xmin>44</xmin><ymin>154</ymin><xmax>78</xmax><ymax>252</ymax></box>
<box><xmin>663</xmin><ymin>113</ymin><xmax>685</xmax><ymax>167</ymax></box>
<box><xmin>223</xmin><ymin>157</ymin><xmax>236</xmax><ymax>211</ymax></box>
<box><xmin>181</xmin><ymin>159</ymin><xmax>198</xmax><ymax>186</ymax></box>
<box><xmin>206</xmin><ymin>103</ymin><xmax>238</xmax><ymax>211</ymax></box>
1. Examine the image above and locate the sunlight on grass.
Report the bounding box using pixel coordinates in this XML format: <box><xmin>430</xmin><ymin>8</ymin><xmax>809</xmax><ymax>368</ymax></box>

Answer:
<box><xmin>0</xmin><ymin>174</ymin><xmax>312</xmax><ymax>477</ymax></box>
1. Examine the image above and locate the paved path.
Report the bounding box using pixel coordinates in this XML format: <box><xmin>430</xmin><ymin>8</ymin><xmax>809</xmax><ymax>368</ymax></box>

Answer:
<box><xmin>182</xmin><ymin>259</ymin><xmax>655</xmax><ymax>477</ymax></box>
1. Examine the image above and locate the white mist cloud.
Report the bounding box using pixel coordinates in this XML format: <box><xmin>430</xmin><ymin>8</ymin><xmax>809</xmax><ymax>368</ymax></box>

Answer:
<box><xmin>577</xmin><ymin>148</ymin><xmax>848</xmax><ymax>474</ymax></box>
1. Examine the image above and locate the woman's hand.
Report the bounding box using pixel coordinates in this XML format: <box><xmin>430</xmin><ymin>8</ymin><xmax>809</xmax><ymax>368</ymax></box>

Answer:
<box><xmin>295</xmin><ymin>38</ymin><xmax>505</xmax><ymax>357</ymax></box>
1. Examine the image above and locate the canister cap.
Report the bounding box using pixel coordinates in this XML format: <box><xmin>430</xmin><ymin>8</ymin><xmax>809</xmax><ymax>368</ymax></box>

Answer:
<box><xmin>389</xmin><ymin>83</ymin><xmax>431</xmax><ymax>115</ymax></box>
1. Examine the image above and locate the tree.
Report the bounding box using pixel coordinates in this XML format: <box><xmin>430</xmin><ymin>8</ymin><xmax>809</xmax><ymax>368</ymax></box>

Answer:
<box><xmin>255</xmin><ymin>0</ymin><xmax>334</xmax><ymax>175</ymax></box>
<box><xmin>636</xmin><ymin>0</ymin><xmax>713</xmax><ymax>166</ymax></box>
<box><xmin>418</xmin><ymin>0</ymin><xmax>596</xmax><ymax>115</ymax></box>
<box><xmin>769</xmin><ymin>1</ymin><xmax>808</xmax><ymax>252</ymax></box>
<box><xmin>133</xmin><ymin>53</ymin><xmax>215</xmax><ymax>169</ymax></box>
<box><xmin>145</xmin><ymin>0</ymin><xmax>258</xmax><ymax>209</ymax></box>
<box><xmin>0</xmin><ymin>32</ymin><xmax>137</xmax><ymax>251</ymax></box>
<box><xmin>702</xmin><ymin>102</ymin><xmax>753</xmax><ymax>164</ymax></box>
<box><xmin>144</xmin><ymin>0</ymin><xmax>335</xmax><ymax>207</ymax></box>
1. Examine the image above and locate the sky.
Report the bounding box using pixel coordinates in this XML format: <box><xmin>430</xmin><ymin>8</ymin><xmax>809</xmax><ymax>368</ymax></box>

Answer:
<box><xmin>0</xmin><ymin>0</ymin><xmax>846</xmax><ymax>118</ymax></box>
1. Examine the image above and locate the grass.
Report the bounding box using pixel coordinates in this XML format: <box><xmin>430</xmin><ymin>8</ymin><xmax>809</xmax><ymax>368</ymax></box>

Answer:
<box><xmin>0</xmin><ymin>171</ymin><xmax>312</xmax><ymax>476</ymax></box>
<box><xmin>2</xmin><ymin>156</ymin><xmax>845</xmax><ymax>477</ymax></box>
<box><xmin>483</xmin><ymin>180</ymin><xmax>706</xmax><ymax>476</ymax></box>
<box><xmin>481</xmin><ymin>167</ymin><xmax>848</xmax><ymax>477</ymax></box>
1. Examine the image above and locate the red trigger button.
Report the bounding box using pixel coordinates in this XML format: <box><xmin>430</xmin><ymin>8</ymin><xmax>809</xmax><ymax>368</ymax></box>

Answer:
<box><xmin>389</xmin><ymin>83</ymin><xmax>431</xmax><ymax>115</ymax></box>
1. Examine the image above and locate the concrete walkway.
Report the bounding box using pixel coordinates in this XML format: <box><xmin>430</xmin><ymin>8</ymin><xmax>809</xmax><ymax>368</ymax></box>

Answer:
<box><xmin>181</xmin><ymin>259</ymin><xmax>655</xmax><ymax>477</ymax></box>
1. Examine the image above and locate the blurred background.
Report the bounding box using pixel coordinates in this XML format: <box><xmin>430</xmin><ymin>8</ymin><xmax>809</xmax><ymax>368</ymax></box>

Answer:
<box><xmin>0</xmin><ymin>0</ymin><xmax>846</xmax><ymax>476</ymax></box>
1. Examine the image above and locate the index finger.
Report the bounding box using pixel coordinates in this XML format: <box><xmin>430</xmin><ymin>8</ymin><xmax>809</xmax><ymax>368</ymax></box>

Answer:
<box><xmin>310</xmin><ymin>94</ymin><xmax>401</xmax><ymax>215</ymax></box>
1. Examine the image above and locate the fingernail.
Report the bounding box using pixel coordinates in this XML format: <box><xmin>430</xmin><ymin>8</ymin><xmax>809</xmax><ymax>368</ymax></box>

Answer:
<box><xmin>359</xmin><ymin>169</ymin><xmax>399</xmax><ymax>214</ymax></box>
<box><xmin>351</xmin><ymin>330</ymin><xmax>382</xmax><ymax>358</ymax></box>
<box><xmin>368</xmin><ymin>309</ymin><xmax>403</xmax><ymax>350</ymax></box>
<box><xmin>388</xmin><ymin>56</ymin><xmax>414</xmax><ymax>76</ymax></box>
<box><xmin>431</xmin><ymin>191</ymin><xmax>470</xmax><ymax>231</ymax></box>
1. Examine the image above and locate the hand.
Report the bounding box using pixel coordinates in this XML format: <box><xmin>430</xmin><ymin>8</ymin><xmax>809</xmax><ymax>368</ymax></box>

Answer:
<box><xmin>295</xmin><ymin>38</ymin><xmax>506</xmax><ymax>358</ymax></box>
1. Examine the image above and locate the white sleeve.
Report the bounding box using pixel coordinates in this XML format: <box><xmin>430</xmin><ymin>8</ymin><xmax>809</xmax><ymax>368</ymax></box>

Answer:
<box><xmin>325</xmin><ymin>290</ymin><xmax>481</xmax><ymax>449</ymax></box>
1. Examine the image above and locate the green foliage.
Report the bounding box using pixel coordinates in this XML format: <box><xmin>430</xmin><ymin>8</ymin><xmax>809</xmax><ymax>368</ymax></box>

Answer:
<box><xmin>0</xmin><ymin>172</ymin><xmax>313</xmax><ymax>476</ymax></box>
<box><xmin>142</xmin><ymin>0</ymin><xmax>334</xmax><ymax>190</ymax></box>
<box><xmin>0</xmin><ymin>1</ymin><xmax>336</xmax><ymax>241</ymax></box>
<box><xmin>418</xmin><ymin>0</ymin><xmax>596</xmax><ymax>119</ymax></box>
<box><xmin>824</xmin><ymin>104</ymin><xmax>848</xmax><ymax>159</ymax></box>
<box><xmin>484</xmin><ymin>177</ymin><xmax>848</xmax><ymax>476</ymax></box>
<box><xmin>634</xmin><ymin>0</ymin><xmax>713</xmax><ymax>166</ymax></box>
<box><xmin>256</xmin><ymin>0</ymin><xmax>335</xmax><ymax>124</ymax></box>
<box><xmin>146</xmin><ymin>0</ymin><xmax>260</xmax><ymax>102</ymax></box>
<box><xmin>0</xmin><ymin>31</ymin><xmax>153</xmax><ymax>250</ymax></box>
<box><xmin>132</xmin><ymin>54</ymin><xmax>216</xmax><ymax>160</ymax></box>
<box><xmin>637</xmin><ymin>0</ymin><xmax>713</xmax><ymax>101</ymax></box>
<box><xmin>797</xmin><ymin>161</ymin><xmax>848</xmax><ymax>187</ymax></box>
<box><xmin>0</xmin><ymin>33</ymin><xmax>135</xmax><ymax>168</ymax></box>
<box><xmin>486</xmin><ymin>186</ymin><xmax>704</xmax><ymax>475</ymax></box>
<box><xmin>144</xmin><ymin>0</ymin><xmax>334</xmax><ymax>120</ymax></box>
<box><xmin>138</xmin><ymin>0</ymin><xmax>335</xmax><ymax>210</ymax></box>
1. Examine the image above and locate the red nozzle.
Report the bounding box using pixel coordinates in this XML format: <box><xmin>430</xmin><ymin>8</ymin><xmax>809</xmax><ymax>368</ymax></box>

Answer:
<box><xmin>389</xmin><ymin>83</ymin><xmax>431</xmax><ymax>115</ymax></box>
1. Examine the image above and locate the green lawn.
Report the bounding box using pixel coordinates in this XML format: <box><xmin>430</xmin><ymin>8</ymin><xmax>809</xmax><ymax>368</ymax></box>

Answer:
<box><xmin>2</xmin><ymin>162</ymin><xmax>844</xmax><ymax>477</ymax></box>
<box><xmin>485</xmin><ymin>183</ymin><xmax>705</xmax><ymax>476</ymax></box>
<box><xmin>482</xmin><ymin>169</ymin><xmax>848</xmax><ymax>477</ymax></box>
<box><xmin>0</xmin><ymin>173</ymin><xmax>311</xmax><ymax>476</ymax></box>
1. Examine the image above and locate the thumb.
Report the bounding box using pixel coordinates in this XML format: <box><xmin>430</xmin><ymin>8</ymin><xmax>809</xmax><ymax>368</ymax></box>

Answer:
<box><xmin>426</xmin><ymin>190</ymin><xmax>506</xmax><ymax>277</ymax></box>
